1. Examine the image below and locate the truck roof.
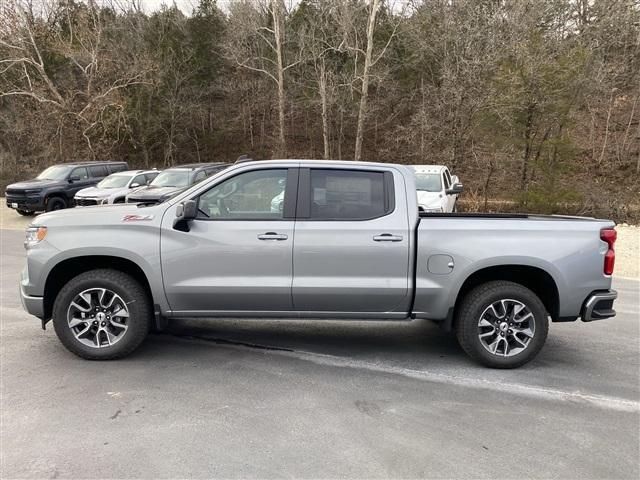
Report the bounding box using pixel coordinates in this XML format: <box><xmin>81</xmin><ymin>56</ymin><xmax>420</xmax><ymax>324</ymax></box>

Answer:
<box><xmin>225</xmin><ymin>159</ymin><xmax>416</xmax><ymax>171</ymax></box>
<box><xmin>410</xmin><ymin>165</ymin><xmax>447</xmax><ymax>174</ymax></box>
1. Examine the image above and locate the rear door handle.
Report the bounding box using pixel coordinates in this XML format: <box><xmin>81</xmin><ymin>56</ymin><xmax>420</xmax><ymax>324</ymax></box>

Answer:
<box><xmin>373</xmin><ymin>233</ymin><xmax>403</xmax><ymax>242</ymax></box>
<box><xmin>258</xmin><ymin>232</ymin><xmax>288</xmax><ymax>241</ymax></box>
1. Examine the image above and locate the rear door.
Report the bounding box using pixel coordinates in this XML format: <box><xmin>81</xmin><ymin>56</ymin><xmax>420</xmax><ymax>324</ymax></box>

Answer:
<box><xmin>161</xmin><ymin>167</ymin><xmax>298</xmax><ymax>314</ymax></box>
<box><xmin>292</xmin><ymin>167</ymin><xmax>411</xmax><ymax>314</ymax></box>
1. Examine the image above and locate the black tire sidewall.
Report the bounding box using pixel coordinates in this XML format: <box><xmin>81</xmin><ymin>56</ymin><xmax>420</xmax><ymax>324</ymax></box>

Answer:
<box><xmin>52</xmin><ymin>270</ymin><xmax>150</xmax><ymax>360</ymax></box>
<box><xmin>456</xmin><ymin>282</ymin><xmax>549</xmax><ymax>368</ymax></box>
<box><xmin>46</xmin><ymin>197</ymin><xmax>67</xmax><ymax>211</ymax></box>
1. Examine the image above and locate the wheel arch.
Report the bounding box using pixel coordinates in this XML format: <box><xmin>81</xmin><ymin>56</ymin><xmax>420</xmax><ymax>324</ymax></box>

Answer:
<box><xmin>43</xmin><ymin>256</ymin><xmax>154</xmax><ymax>320</ymax></box>
<box><xmin>452</xmin><ymin>264</ymin><xmax>560</xmax><ymax>325</ymax></box>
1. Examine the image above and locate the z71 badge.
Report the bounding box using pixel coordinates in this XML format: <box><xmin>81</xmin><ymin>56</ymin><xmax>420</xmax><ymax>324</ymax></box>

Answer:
<box><xmin>122</xmin><ymin>214</ymin><xmax>154</xmax><ymax>222</ymax></box>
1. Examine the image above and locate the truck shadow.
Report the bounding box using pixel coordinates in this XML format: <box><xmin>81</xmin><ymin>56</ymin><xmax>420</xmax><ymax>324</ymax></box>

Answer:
<box><xmin>152</xmin><ymin>317</ymin><xmax>473</xmax><ymax>367</ymax></box>
<box><xmin>137</xmin><ymin>317</ymin><xmax>596</xmax><ymax>374</ymax></box>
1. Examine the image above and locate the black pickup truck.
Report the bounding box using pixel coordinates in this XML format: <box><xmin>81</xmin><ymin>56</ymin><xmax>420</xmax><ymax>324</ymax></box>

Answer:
<box><xmin>5</xmin><ymin>161</ymin><xmax>128</xmax><ymax>215</ymax></box>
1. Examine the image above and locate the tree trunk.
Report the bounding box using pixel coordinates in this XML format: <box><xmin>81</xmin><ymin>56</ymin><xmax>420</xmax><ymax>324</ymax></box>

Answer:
<box><xmin>272</xmin><ymin>0</ymin><xmax>287</xmax><ymax>156</ymax></box>
<box><xmin>319</xmin><ymin>59</ymin><xmax>330</xmax><ymax>159</ymax></box>
<box><xmin>354</xmin><ymin>0</ymin><xmax>381</xmax><ymax>161</ymax></box>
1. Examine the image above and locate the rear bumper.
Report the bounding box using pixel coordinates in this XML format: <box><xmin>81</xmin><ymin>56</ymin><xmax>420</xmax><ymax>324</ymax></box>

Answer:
<box><xmin>581</xmin><ymin>290</ymin><xmax>617</xmax><ymax>322</ymax></box>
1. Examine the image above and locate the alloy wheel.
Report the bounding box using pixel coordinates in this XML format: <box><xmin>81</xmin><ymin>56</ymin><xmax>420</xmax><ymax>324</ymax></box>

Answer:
<box><xmin>477</xmin><ymin>299</ymin><xmax>535</xmax><ymax>357</ymax></box>
<box><xmin>66</xmin><ymin>288</ymin><xmax>130</xmax><ymax>348</ymax></box>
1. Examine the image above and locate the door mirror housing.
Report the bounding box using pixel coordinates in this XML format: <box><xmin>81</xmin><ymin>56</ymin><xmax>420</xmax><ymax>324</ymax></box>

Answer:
<box><xmin>130</xmin><ymin>182</ymin><xmax>141</xmax><ymax>188</ymax></box>
<box><xmin>69</xmin><ymin>175</ymin><xmax>81</xmax><ymax>183</ymax></box>
<box><xmin>446</xmin><ymin>183</ymin><xmax>463</xmax><ymax>195</ymax></box>
<box><xmin>173</xmin><ymin>199</ymin><xmax>197</xmax><ymax>232</ymax></box>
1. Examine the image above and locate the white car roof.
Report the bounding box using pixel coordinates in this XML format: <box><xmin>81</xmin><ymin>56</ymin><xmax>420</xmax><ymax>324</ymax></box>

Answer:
<box><xmin>410</xmin><ymin>165</ymin><xmax>447</xmax><ymax>174</ymax></box>
<box><xmin>111</xmin><ymin>169</ymin><xmax>158</xmax><ymax>177</ymax></box>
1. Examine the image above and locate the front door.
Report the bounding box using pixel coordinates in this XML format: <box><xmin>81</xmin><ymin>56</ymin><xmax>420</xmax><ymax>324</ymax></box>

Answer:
<box><xmin>292</xmin><ymin>167</ymin><xmax>411</xmax><ymax>314</ymax></box>
<box><xmin>161</xmin><ymin>168</ymin><xmax>297</xmax><ymax>314</ymax></box>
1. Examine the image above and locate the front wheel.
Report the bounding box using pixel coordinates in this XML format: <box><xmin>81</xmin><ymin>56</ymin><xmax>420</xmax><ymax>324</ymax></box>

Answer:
<box><xmin>52</xmin><ymin>269</ymin><xmax>151</xmax><ymax>360</ymax></box>
<box><xmin>454</xmin><ymin>281</ymin><xmax>549</xmax><ymax>368</ymax></box>
<box><xmin>46</xmin><ymin>196</ymin><xmax>67</xmax><ymax>211</ymax></box>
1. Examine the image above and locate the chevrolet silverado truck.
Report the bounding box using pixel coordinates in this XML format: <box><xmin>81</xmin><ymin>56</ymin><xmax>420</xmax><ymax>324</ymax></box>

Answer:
<box><xmin>19</xmin><ymin>160</ymin><xmax>618</xmax><ymax>368</ymax></box>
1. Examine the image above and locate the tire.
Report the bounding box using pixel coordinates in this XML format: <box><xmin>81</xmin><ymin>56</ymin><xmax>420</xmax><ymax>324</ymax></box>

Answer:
<box><xmin>46</xmin><ymin>196</ymin><xmax>67</xmax><ymax>211</ymax></box>
<box><xmin>52</xmin><ymin>269</ymin><xmax>151</xmax><ymax>360</ymax></box>
<box><xmin>16</xmin><ymin>209</ymin><xmax>35</xmax><ymax>216</ymax></box>
<box><xmin>454</xmin><ymin>281</ymin><xmax>549</xmax><ymax>368</ymax></box>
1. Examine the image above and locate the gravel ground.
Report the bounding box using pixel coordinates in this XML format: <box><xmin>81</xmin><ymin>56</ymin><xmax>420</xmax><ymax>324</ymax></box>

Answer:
<box><xmin>1</xmin><ymin>200</ymin><xmax>638</xmax><ymax>278</ymax></box>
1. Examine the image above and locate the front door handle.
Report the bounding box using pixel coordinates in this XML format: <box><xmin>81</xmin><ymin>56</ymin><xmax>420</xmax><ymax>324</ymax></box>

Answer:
<box><xmin>373</xmin><ymin>233</ymin><xmax>403</xmax><ymax>242</ymax></box>
<box><xmin>258</xmin><ymin>232</ymin><xmax>288</xmax><ymax>241</ymax></box>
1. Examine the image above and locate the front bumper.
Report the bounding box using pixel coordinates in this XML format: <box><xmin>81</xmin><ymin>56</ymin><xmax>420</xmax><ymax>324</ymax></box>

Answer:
<box><xmin>581</xmin><ymin>290</ymin><xmax>617</xmax><ymax>322</ymax></box>
<box><xmin>6</xmin><ymin>196</ymin><xmax>45</xmax><ymax>212</ymax></box>
<box><xmin>20</xmin><ymin>283</ymin><xmax>45</xmax><ymax>319</ymax></box>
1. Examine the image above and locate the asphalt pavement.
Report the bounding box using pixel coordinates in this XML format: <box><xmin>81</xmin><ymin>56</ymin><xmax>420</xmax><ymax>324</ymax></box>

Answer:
<box><xmin>1</xmin><ymin>227</ymin><xmax>638</xmax><ymax>479</ymax></box>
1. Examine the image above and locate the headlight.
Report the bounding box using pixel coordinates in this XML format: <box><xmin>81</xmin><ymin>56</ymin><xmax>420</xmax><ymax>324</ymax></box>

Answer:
<box><xmin>25</xmin><ymin>189</ymin><xmax>42</xmax><ymax>196</ymax></box>
<box><xmin>25</xmin><ymin>226</ymin><xmax>47</xmax><ymax>249</ymax></box>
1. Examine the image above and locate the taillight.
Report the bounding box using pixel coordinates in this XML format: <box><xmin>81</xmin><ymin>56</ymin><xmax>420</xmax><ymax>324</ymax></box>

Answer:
<box><xmin>600</xmin><ymin>228</ymin><xmax>616</xmax><ymax>275</ymax></box>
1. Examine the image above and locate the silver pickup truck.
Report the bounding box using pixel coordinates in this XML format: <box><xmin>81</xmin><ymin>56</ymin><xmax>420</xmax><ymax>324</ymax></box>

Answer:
<box><xmin>19</xmin><ymin>160</ymin><xmax>618</xmax><ymax>368</ymax></box>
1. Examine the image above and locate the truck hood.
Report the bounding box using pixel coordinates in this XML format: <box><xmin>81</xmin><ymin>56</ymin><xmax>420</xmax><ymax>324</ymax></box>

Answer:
<box><xmin>75</xmin><ymin>186</ymin><xmax>128</xmax><ymax>199</ymax></box>
<box><xmin>6</xmin><ymin>178</ymin><xmax>65</xmax><ymax>191</ymax></box>
<box><xmin>127</xmin><ymin>185</ymin><xmax>184</xmax><ymax>201</ymax></box>
<box><xmin>416</xmin><ymin>190</ymin><xmax>443</xmax><ymax>208</ymax></box>
<box><xmin>32</xmin><ymin>203</ymin><xmax>164</xmax><ymax>228</ymax></box>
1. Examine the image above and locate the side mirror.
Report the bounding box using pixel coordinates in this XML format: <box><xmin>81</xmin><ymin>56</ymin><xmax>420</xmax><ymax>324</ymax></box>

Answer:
<box><xmin>130</xmin><ymin>183</ymin><xmax>141</xmax><ymax>188</ymax></box>
<box><xmin>446</xmin><ymin>183</ymin><xmax>464</xmax><ymax>195</ymax></box>
<box><xmin>69</xmin><ymin>175</ymin><xmax>81</xmax><ymax>183</ymax></box>
<box><xmin>173</xmin><ymin>199</ymin><xmax>197</xmax><ymax>232</ymax></box>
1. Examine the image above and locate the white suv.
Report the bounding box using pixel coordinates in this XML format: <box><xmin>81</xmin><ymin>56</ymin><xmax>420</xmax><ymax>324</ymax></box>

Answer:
<box><xmin>75</xmin><ymin>170</ymin><xmax>159</xmax><ymax>206</ymax></box>
<box><xmin>410</xmin><ymin>165</ymin><xmax>463</xmax><ymax>213</ymax></box>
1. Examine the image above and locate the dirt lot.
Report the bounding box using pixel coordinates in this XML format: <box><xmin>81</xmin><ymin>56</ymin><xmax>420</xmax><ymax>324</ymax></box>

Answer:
<box><xmin>2</xmin><ymin>200</ymin><xmax>637</xmax><ymax>278</ymax></box>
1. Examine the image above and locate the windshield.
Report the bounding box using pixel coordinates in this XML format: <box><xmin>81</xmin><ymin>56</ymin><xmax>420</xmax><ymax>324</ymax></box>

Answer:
<box><xmin>151</xmin><ymin>170</ymin><xmax>189</xmax><ymax>188</ymax></box>
<box><xmin>97</xmin><ymin>174</ymin><xmax>131</xmax><ymax>189</ymax></box>
<box><xmin>415</xmin><ymin>173</ymin><xmax>442</xmax><ymax>192</ymax></box>
<box><xmin>37</xmin><ymin>166</ymin><xmax>72</xmax><ymax>181</ymax></box>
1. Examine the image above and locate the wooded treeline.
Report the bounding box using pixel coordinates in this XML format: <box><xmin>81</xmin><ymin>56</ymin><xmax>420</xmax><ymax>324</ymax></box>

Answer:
<box><xmin>1</xmin><ymin>0</ymin><xmax>639</xmax><ymax>219</ymax></box>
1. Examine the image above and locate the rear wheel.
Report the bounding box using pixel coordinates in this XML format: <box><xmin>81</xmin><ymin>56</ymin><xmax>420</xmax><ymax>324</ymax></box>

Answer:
<box><xmin>16</xmin><ymin>209</ymin><xmax>35</xmax><ymax>216</ymax></box>
<box><xmin>46</xmin><ymin>196</ymin><xmax>67</xmax><ymax>211</ymax></box>
<box><xmin>455</xmin><ymin>281</ymin><xmax>548</xmax><ymax>368</ymax></box>
<box><xmin>52</xmin><ymin>269</ymin><xmax>151</xmax><ymax>360</ymax></box>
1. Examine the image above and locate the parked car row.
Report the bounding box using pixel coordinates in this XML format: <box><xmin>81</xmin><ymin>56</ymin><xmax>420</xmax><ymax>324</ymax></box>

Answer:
<box><xmin>5</xmin><ymin>160</ymin><xmax>463</xmax><ymax>216</ymax></box>
<box><xmin>5</xmin><ymin>161</ymin><xmax>230</xmax><ymax>215</ymax></box>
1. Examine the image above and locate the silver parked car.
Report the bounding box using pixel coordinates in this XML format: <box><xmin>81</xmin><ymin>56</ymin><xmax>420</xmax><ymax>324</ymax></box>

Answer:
<box><xmin>20</xmin><ymin>160</ymin><xmax>617</xmax><ymax>368</ymax></box>
<box><xmin>74</xmin><ymin>170</ymin><xmax>159</xmax><ymax>206</ymax></box>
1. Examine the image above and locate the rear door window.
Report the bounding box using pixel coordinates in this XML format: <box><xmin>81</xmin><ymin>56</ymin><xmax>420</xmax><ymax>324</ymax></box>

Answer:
<box><xmin>88</xmin><ymin>165</ymin><xmax>107</xmax><ymax>178</ymax></box>
<box><xmin>108</xmin><ymin>164</ymin><xmax>127</xmax><ymax>173</ymax></box>
<box><xmin>306</xmin><ymin>169</ymin><xmax>388</xmax><ymax>221</ymax></box>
